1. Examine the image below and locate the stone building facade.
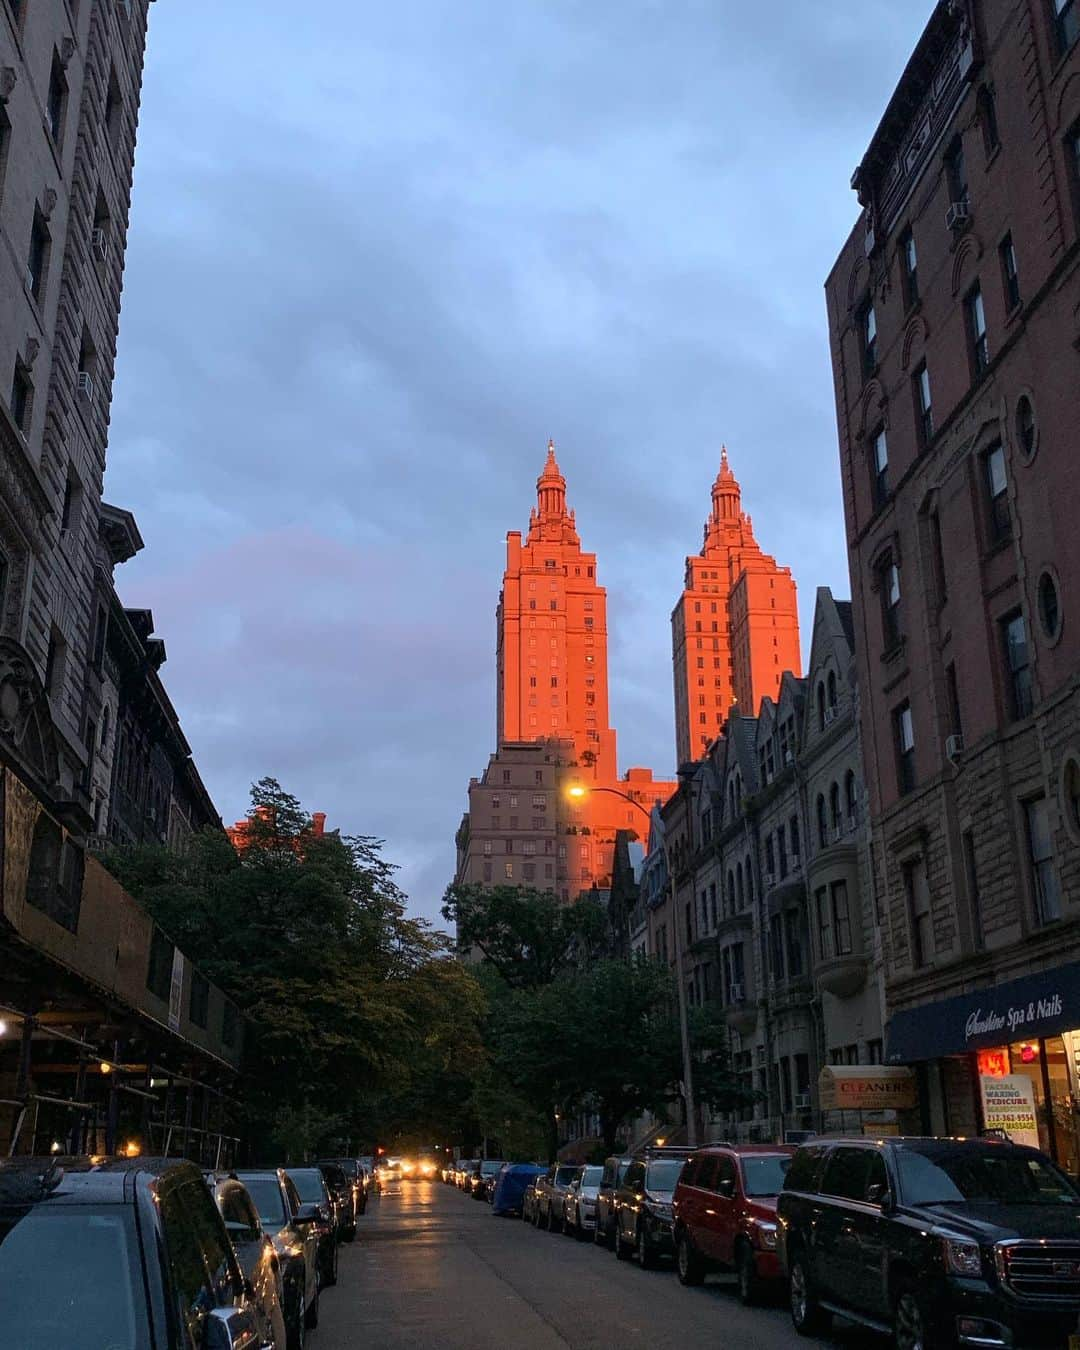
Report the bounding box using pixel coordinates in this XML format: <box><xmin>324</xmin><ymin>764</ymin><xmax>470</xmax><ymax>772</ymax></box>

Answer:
<box><xmin>826</xmin><ymin>0</ymin><xmax>1080</xmax><ymax>1164</ymax></box>
<box><xmin>642</xmin><ymin>589</ymin><xmax>886</xmax><ymax>1142</ymax></box>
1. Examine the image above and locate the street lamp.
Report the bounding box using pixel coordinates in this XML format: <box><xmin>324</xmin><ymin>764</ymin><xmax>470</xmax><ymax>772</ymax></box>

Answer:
<box><xmin>564</xmin><ymin>781</ymin><xmax>698</xmax><ymax>1146</ymax></box>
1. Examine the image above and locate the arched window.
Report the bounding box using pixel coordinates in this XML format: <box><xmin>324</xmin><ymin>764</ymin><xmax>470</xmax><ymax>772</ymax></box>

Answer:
<box><xmin>727</xmin><ymin>870</ymin><xmax>736</xmax><ymax>917</ymax></box>
<box><xmin>845</xmin><ymin>770</ymin><xmax>857</xmax><ymax>824</ymax></box>
<box><xmin>829</xmin><ymin>782</ymin><xmax>841</xmax><ymax>832</ymax></box>
<box><xmin>746</xmin><ymin>863</ymin><xmax>754</xmax><ymax>903</ymax></box>
<box><xmin>827</xmin><ymin>670</ymin><xmax>838</xmax><ymax>711</ymax></box>
<box><xmin>736</xmin><ymin>863</ymin><xmax>744</xmax><ymax>911</ymax></box>
<box><xmin>816</xmin><ymin>682</ymin><xmax>826</xmax><ymax>732</ymax></box>
<box><xmin>817</xmin><ymin>793</ymin><xmax>828</xmax><ymax>848</ymax></box>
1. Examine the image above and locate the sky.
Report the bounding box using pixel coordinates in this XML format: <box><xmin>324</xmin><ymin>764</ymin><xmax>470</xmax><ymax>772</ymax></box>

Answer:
<box><xmin>105</xmin><ymin>2</ymin><xmax>932</xmax><ymax>926</ymax></box>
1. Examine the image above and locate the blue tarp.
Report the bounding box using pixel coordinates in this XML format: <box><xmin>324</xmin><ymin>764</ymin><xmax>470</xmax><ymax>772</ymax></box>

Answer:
<box><xmin>491</xmin><ymin>1163</ymin><xmax>545</xmax><ymax>1216</ymax></box>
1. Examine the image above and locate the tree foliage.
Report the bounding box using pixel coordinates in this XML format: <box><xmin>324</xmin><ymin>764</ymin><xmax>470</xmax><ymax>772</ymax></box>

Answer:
<box><xmin>103</xmin><ymin>778</ymin><xmax>485</xmax><ymax>1158</ymax></box>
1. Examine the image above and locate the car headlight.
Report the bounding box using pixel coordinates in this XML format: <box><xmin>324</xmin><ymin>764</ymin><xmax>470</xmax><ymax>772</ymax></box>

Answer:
<box><xmin>750</xmin><ymin>1220</ymin><xmax>777</xmax><ymax>1249</ymax></box>
<box><xmin>943</xmin><ymin>1237</ymin><xmax>982</xmax><ymax>1277</ymax></box>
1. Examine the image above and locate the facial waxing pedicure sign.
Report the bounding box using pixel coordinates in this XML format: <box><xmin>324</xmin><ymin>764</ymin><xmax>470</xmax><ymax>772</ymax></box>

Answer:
<box><xmin>979</xmin><ymin>1074</ymin><xmax>1040</xmax><ymax>1150</ymax></box>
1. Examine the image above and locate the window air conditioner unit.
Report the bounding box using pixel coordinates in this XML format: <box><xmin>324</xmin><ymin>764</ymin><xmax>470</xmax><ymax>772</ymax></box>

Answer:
<box><xmin>945</xmin><ymin>733</ymin><xmax>964</xmax><ymax>762</ymax></box>
<box><xmin>794</xmin><ymin>1092</ymin><xmax>812</xmax><ymax>1111</ymax></box>
<box><xmin>77</xmin><ymin>371</ymin><xmax>95</xmax><ymax>404</ymax></box>
<box><xmin>91</xmin><ymin>228</ymin><xmax>109</xmax><ymax>263</ymax></box>
<box><xmin>824</xmin><ymin>706</ymin><xmax>837</xmax><ymax>726</ymax></box>
<box><xmin>729</xmin><ymin>981</ymin><xmax>745</xmax><ymax>1003</ymax></box>
<box><xmin>945</xmin><ymin>200</ymin><xmax>970</xmax><ymax>231</ymax></box>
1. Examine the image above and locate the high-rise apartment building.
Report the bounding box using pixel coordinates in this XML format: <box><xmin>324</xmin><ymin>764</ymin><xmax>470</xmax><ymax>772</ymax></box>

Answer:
<box><xmin>672</xmin><ymin>449</ymin><xmax>800</xmax><ymax>765</ymax></box>
<box><xmin>458</xmin><ymin>445</ymin><xmax>675</xmax><ymax>902</ymax></box>
<box><xmin>497</xmin><ymin>443</ymin><xmax>616</xmax><ymax>781</ymax></box>
<box><xmin>827</xmin><ymin>0</ymin><xmax>1080</xmax><ymax>1162</ymax></box>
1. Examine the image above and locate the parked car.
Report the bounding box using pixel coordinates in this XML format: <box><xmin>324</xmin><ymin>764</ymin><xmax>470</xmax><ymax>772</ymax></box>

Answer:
<box><xmin>206</xmin><ymin>1171</ymin><xmax>289</xmax><ymax>1348</ymax></box>
<box><xmin>380</xmin><ymin>1157</ymin><xmax>403</xmax><ymax>1188</ymax></box>
<box><xmin>316</xmin><ymin>1160</ymin><xmax>356</xmax><ymax>1242</ymax></box>
<box><xmin>0</xmin><ymin>1156</ymin><xmax>279</xmax><ymax>1349</ymax></box>
<box><xmin>613</xmin><ymin>1148</ymin><xmax>693</xmax><ymax>1267</ymax></box>
<box><xmin>532</xmin><ymin>1163</ymin><xmax>582</xmax><ymax>1232</ymax></box>
<box><xmin>469</xmin><ymin>1159</ymin><xmax>508</xmax><ymax>1201</ymax></box>
<box><xmin>672</xmin><ymin>1144</ymin><xmax>793</xmax><ymax>1301</ymax></box>
<box><xmin>563</xmin><ymin>1164</ymin><xmax>603</xmax><ymax>1240</ymax></box>
<box><xmin>493</xmin><ymin>1163</ymin><xmax>546</xmax><ymax>1217</ymax></box>
<box><xmin>319</xmin><ymin>1157</ymin><xmax>367</xmax><ymax>1217</ymax></box>
<box><xmin>594</xmin><ymin>1154</ymin><xmax>633</xmax><ymax>1248</ymax></box>
<box><xmin>285</xmin><ymin>1167</ymin><xmax>339</xmax><ymax>1289</ymax></box>
<box><xmin>237</xmin><ymin>1166</ymin><xmax>322</xmax><ymax>1348</ymax></box>
<box><xmin>778</xmin><ymin>1135</ymin><xmax>1080</xmax><ymax>1349</ymax></box>
<box><xmin>522</xmin><ymin>1171</ymin><xmax>545</xmax><ymax>1224</ymax></box>
<box><xmin>456</xmin><ymin>1159</ymin><xmax>479</xmax><ymax>1189</ymax></box>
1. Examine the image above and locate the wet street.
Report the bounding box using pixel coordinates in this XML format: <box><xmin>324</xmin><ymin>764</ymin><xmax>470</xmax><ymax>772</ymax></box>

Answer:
<box><xmin>315</xmin><ymin>1178</ymin><xmax>886</xmax><ymax>1349</ymax></box>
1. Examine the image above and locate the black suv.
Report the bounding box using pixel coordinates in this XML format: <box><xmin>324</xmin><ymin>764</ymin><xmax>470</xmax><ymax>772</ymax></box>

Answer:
<box><xmin>777</xmin><ymin>1136</ymin><xmax>1080</xmax><ymax>1350</ymax></box>
<box><xmin>0</xmin><ymin>1156</ymin><xmax>274</xmax><ymax>1348</ymax></box>
<box><xmin>613</xmin><ymin>1147</ymin><xmax>693</xmax><ymax>1268</ymax></box>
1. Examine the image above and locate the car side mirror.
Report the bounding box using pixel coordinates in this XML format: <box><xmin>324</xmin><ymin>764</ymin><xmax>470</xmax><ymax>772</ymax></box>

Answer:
<box><xmin>717</xmin><ymin>1179</ymin><xmax>736</xmax><ymax>1199</ymax></box>
<box><xmin>866</xmin><ymin>1183</ymin><xmax>894</xmax><ymax>1213</ymax></box>
<box><xmin>293</xmin><ymin>1202</ymin><xmax>320</xmax><ymax>1226</ymax></box>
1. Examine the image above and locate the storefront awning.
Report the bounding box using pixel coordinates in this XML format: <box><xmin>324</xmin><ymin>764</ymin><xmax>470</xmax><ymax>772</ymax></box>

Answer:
<box><xmin>818</xmin><ymin>1065</ymin><xmax>917</xmax><ymax>1112</ymax></box>
<box><xmin>886</xmin><ymin>960</ymin><xmax>1080</xmax><ymax>1064</ymax></box>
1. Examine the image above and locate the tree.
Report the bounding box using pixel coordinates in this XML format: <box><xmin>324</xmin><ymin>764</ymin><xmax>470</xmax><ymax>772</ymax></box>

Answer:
<box><xmin>441</xmin><ymin>883</ymin><xmax>608</xmax><ymax>988</ymax></box>
<box><xmin>103</xmin><ymin>779</ymin><xmax>485</xmax><ymax>1158</ymax></box>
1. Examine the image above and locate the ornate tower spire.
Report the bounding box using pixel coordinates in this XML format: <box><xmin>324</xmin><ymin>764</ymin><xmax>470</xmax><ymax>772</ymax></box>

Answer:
<box><xmin>711</xmin><ymin>444</ymin><xmax>742</xmax><ymax>522</ymax></box>
<box><xmin>536</xmin><ymin>439</ymin><xmax>567</xmax><ymax>520</ymax></box>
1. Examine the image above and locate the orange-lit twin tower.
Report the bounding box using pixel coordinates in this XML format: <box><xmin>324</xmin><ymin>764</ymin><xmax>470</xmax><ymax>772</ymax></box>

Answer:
<box><xmin>672</xmin><ymin>448</ymin><xmax>800</xmax><ymax>764</ymax></box>
<box><xmin>457</xmin><ymin>442</ymin><xmax>799</xmax><ymax>901</ymax></box>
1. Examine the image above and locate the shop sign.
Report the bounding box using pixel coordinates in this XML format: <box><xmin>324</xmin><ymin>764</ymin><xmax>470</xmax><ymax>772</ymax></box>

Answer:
<box><xmin>887</xmin><ymin>961</ymin><xmax>1080</xmax><ymax>1063</ymax></box>
<box><xmin>819</xmin><ymin>1066</ymin><xmax>918</xmax><ymax>1112</ymax></box>
<box><xmin>979</xmin><ymin>1074</ymin><xmax>1040</xmax><ymax>1150</ymax></box>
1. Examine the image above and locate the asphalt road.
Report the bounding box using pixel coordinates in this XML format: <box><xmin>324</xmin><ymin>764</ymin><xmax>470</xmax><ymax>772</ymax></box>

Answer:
<box><xmin>314</xmin><ymin>1178</ymin><xmax>888</xmax><ymax>1350</ymax></box>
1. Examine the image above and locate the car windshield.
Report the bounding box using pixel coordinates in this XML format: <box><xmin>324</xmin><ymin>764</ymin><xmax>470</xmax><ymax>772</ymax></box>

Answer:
<box><xmin>581</xmin><ymin>1167</ymin><xmax>603</xmax><ymax>1187</ymax></box>
<box><xmin>239</xmin><ymin>1177</ymin><xmax>286</xmax><ymax>1228</ymax></box>
<box><xmin>616</xmin><ymin>1160</ymin><xmax>631</xmax><ymax>1184</ymax></box>
<box><xmin>554</xmin><ymin>1166</ymin><xmax>578</xmax><ymax>1186</ymax></box>
<box><xmin>897</xmin><ymin>1146</ymin><xmax>1080</xmax><ymax>1207</ymax></box>
<box><xmin>742</xmin><ymin>1155</ymin><xmax>792</xmax><ymax>1197</ymax></box>
<box><xmin>480</xmin><ymin>1161</ymin><xmax>505</xmax><ymax>1176</ymax></box>
<box><xmin>646</xmin><ymin>1160</ymin><xmax>685</xmax><ymax>1192</ymax></box>
<box><xmin>288</xmin><ymin>1170</ymin><xmax>327</xmax><ymax>1204</ymax></box>
<box><xmin>0</xmin><ymin>1206</ymin><xmax>149</xmax><ymax>1349</ymax></box>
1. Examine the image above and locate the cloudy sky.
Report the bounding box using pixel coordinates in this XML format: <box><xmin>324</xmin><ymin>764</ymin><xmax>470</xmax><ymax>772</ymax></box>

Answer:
<box><xmin>105</xmin><ymin>2</ymin><xmax>930</xmax><ymax>925</ymax></box>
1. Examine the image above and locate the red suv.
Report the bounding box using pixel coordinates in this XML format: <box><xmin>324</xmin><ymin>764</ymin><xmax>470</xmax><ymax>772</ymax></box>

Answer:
<box><xmin>672</xmin><ymin>1144</ymin><xmax>794</xmax><ymax>1304</ymax></box>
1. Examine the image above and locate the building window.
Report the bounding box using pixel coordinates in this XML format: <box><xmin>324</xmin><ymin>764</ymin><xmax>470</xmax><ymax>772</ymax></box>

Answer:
<box><xmin>784</xmin><ymin>910</ymin><xmax>803</xmax><ymax>977</ymax></box>
<box><xmin>47</xmin><ymin>53</ymin><xmax>68</xmax><ymax>145</ymax></box>
<box><xmin>816</xmin><ymin>682</ymin><xmax>826</xmax><ymax>732</ymax></box>
<box><xmin>984</xmin><ymin>441</ymin><xmax>1010</xmax><ymax>544</ymax></box>
<box><xmin>859</xmin><ymin>300</ymin><xmax>877</xmax><ymax>376</ymax></box>
<box><xmin>189</xmin><ymin>971</ymin><xmax>210</xmax><ymax>1029</ymax></box>
<box><xmin>816</xmin><ymin>886</ymin><xmax>833</xmax><ymax>960</ymax></box>
<box><xmin>1037</xmin><ymin>571</ymin><xmax>1061</xmax><ymax>642</ymax></box>
<box><xmin>28</xmin><ymin>210</ymin><xmax>49</xmax><ymax>301</ymax></box>
<box><xmin>878</xmin><ymin>555</ymin><xmax>901</xmax><ymax>650</ymax></box>
<box><xmin>962</xmin><ymin>830</ymin><xmax>984</xmax><ymax>949</ymax></box>
<box><xmin>929</xmin><ymin>510</ymin><xmax>948</xmax><ymax>607</ymax></box>
<box><xmin>946</xmin><ymin>662</ymin><xmax>963</xmax><ymax>739</ymax></box>
<box><xmin>816</xmin><ymin>794</ymin><xmax>827</xmax><ymax>849</ymax></box>
<box><xmin>829</xmin><ymin>782</ymin><xmax>841</xmax><ymax>835</ymax></box>
<box><xmin>895</xmin><ymin>701</ymin><xmax>915</xmax><ymax>795</ymax></box>
<box><xmin>903</xmin><ymin>859</ymin><xmax>934</xmax><ymax>967</ymax></box>
<box><xmin>913</xmin><ymin>363</ymin><xmax>933</xmax><ymax>447</ymax></box>
<box><xmin>945</xmin><ymin>135</ymin><xmax>968</xmax><ymax>206</ymax></box>
<box><xmin>831</xmin><ymin>881</ymin><xmax>853</xmax><ymax>955</ymax></box>
<box><xmin>999</xmin><ymin>233</ymin><xmax>1020</xmax><ymax>311</ymax></box>
<box><xmin>871</xmin><ymin>427</ymin><xmax>889</xmax><ymax>507</ymax></box>
<box><xmin>1026</xmin><ymin>798</ymin><xmax>1061</xmax><ymax>924</ymax></box>
<box><xmin>504</xmin><ymin>861</ymin><xmax>514</xmax><ymax>879</ymax></box>
<box><xmin>1002</xmin><ymin>611</ymin><xmax>1033</xmax><ymax>720</ymax></box>
<box><xmin>1054</xmin><ymin>0</ymin><xmax>1079</xmax><ymax>55</ymax></box>
<box><xmin>966</xmin><ymin>284</ymin><xmax>989</xmax><ymax>378</ymax></box>
<box><xmin>900</xmin><ymin>228</ymin><xmax>918</xmax><ymax>307</ymax></box>
<box><xmin>769</xmin><ymin>913</ymin><xmax>785</xmax><ymax>981</ymax></box>
<box><xmin>1015</xmin><ymin>395</ymin><xmax>1037</xmax><ymax>461</ymax></box>
<box><xmin>10</xmin><ymin>361</ymin><xmax>31</xmax><ymax>432</ymax></box>
<box><xmin>978</xmin><ymin>85</ymin><xmax>1000</xmax><ymax>157</ymax></box>
<box><xmin>845</xmin><ymin>770</ymin><xmax>857</xmax><ymax>825</ymax></box>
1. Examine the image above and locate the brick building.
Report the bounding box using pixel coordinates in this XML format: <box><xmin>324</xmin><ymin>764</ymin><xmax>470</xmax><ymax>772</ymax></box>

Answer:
<box><xmin>671</xmin><ymin>448</ymin><xmax>801</xmax><ymax>766</ymax></box>
<box><xmin>826</xmin><ymin>0</ymin><xmax>1080</xmax><ymax>1165</ymax></box>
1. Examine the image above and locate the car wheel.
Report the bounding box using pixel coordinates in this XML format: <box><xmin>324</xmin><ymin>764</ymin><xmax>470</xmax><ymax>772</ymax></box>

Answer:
<box><xmin>676</xmin><ymin>1232</ymin><xmax>705</xmax><ymax>1286</ymax></box>
<box><xmin>563</xmin><ymin>1208</ymin><xmax>575</xmax><ymax>1237</ymax></box>
<box><xmin>574</xmin><ymin>1206</ymin><xmax>587</xmax><ymax>1241</ymax></box>
<box><xmin>593</xmin><ymin>1213</ymin><xmax>605</xmax><ymax>1245</ymax></box>
<box><xmin>532</xmin><ymin>1204</ymin><xmax>541</xmax><ymax>1228</ymax></box>
<box><xmin>788</xmin><ymin>1251</ymin><xmax>830</xmax><ymax>1337</ymax></box>
<box><xmin>736</xmin><ymin>1242</ymin><xmax>760</xmax><ymax>1306</ymax></box>
<box><xmin>304</xmin><ymin>1282</ymin><xmax>320</xmax><ymax>1331</ymax></box>
<box><xmin>547</xmin><ymin>1203</ymin><xmax>560</xmax><ymax>1233</ymax></box>
<box><xmin>344</xmin><ymin>1223</ymin><xmax>357</xmax><ymax>1244</ymax></box>
<box><xmin>615</xmin><ymin>1222</ymin><xmax>632</xmax><ymax>1261</ymax></box>
<box><xmin>323</xmin><ymin>1240</ymin><xmax>338</xmax><ymax>1289</ymax></box>
<box><xmin>893</xmin><ymin>1278</ymin><xmax>932</xmax><ymax>1350</ymax></box>
<box><xmin>637</xmin><ymin>1223</ymin><xmax>657</xmax><ymax>1270</ymax></box>
<box><xmin>287</xmin><ymin>1290</ymin><xmax>306</xmax><ymax>1350</ymax></box>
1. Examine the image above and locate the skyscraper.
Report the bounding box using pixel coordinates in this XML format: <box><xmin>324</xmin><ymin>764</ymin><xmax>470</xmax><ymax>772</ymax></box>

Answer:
<box><xmin>457</xmin><ymin>443</ymin><xmax>675</xmax><ymax>902</ymax></box>
<box><xmin>672</xmin><ymin>449</ymin><xmax>801</xmax><ymax>765</ymax></box>
<box><xmin>497</xmin><ymin>443</ymin><xmax>616</xmax><ymax>781</ymax></box>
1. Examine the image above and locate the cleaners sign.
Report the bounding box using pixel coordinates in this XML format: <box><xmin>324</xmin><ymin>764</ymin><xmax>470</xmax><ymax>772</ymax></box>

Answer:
<box><xmin>979</xmin><ymin>1074</ymin><xmax>1040</xmax><ymax>1150</ymax></box>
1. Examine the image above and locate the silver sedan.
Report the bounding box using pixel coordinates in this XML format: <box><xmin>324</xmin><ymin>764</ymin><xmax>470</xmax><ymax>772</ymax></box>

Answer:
<box><xmin>562</xmin><ymin>1164</ymin><xmax>603</xmax><ymax>1240</ymax></box>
